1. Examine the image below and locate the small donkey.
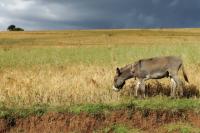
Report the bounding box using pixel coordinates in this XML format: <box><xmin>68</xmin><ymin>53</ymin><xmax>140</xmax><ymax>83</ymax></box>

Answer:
<box><xmin>113</xmin><ymin>56</ymin><xmax>189</xmax><ymax>98</ymax></box>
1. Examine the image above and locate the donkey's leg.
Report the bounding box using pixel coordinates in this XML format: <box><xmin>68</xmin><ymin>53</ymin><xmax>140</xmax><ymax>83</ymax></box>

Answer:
<box><xmin>140</xmin><ymin>80</ymin><xmax>146</xmax><ymax>99</ymax></box>
<box><xmin>170</xmin><ymin>77</ymin><xmax>177</xmax><ymax>98</ymax></box>
<box><xmin>171</xmin><ymin>75</ymin><xmax>181</xmax><ymax>98</ymax></box>
<box><xmin>134</xmin><ymin>81</ymin><xmax>140</xmax><ymax>98</ymax></box>
<box><xmin>174</xmin><ymin>76</ymin><xmax>183</xmax><ymax>98</ymax></box>
<box><xmin>179</xmin><ymin>80</ymin><xmax>184</xmax><ymax>97</ymax></box>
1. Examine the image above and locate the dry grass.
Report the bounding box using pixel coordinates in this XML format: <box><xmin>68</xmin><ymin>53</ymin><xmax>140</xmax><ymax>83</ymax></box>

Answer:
<box><xmin>0</xmin><ymin>64</ymin><xmax>199</xmax><ymax>107</ymax></box>
<box><xmin>1</xmin><ymin>28</ymin><xmax>200</xmax><ymax>47</ymax></box>
<box><xmin>0</xmin><ymin>29</ymin><xmax>200</xmax><ymax>107</ymax></box>
<box><xmin>0</xmin><ymin>65</ymin><xmax>120</xmax><ymax>107</ymax></box>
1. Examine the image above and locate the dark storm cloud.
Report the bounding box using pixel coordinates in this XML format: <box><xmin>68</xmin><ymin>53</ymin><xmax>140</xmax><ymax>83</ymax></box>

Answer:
<box><xmin>0</xmin><ymin>0</ymin><xmax>200</xmax><ymax>30</ymax></box>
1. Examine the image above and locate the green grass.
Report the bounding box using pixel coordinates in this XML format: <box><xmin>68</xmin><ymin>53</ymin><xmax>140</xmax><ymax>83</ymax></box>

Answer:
<box><xmin>110</xmin><ymin>124</ymin><xmax>141</xmax><ymax>133</ymax></box>
<box><xmin>128</xmin><ymin>96</ymin><xmax>200</xmax><ymax>111</ymax></box>
<box><xmin>164</xmin><ymin>122</ymin><xmax>200</xmax><ymax>133</ymax></box>
<box><xmin>0</xmin><ymin>103</ymin><xmax>49</xmax><ymax>118</ymax></box>
<box><xmin>0</xmin><ymin>44</ymin><xmax>200</xmax><ymax>68</ymax></box>
<box><xmin>68</xmin><ymin>103</ymin><xmax>112</xmax><ymax>114</ymax></box>
<box><xmin>95</xmin><ymin>124</ymin><xmax>141</xmax><ymax>133</ymax></box>
<box><xmin>1</xmin><ymin>97</ymin><xmax>200</xmax><ymax>118</ymax></box>
<box><xmin>68</xmin><ymin>96</ymin><xmax>200</xmax><ymax>114</ymax></box>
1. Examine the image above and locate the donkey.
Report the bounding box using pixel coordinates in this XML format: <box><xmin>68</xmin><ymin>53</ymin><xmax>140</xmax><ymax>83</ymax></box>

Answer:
<box><xmin>113</xmin><ymin>56</ymin><xmax>189</xmax><ymax>98</ymax></box>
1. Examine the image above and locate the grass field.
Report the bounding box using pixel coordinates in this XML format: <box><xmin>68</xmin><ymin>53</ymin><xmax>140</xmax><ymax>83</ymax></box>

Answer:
<box><xmin>0</xmin><ymin>29</ymin><xmax>200</xmax><ymax>107</ymax></box>
<box><xmin>1</xmin><ymin>29</ymin><xmax>200</xmax><ymax>132</ymax></box>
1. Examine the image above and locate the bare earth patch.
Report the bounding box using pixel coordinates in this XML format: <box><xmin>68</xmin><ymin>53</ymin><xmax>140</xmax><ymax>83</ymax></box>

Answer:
<box><xmin>0</xmin><ymin>110</ymin><xmax>200</xmax><ymax>133</ymax></box>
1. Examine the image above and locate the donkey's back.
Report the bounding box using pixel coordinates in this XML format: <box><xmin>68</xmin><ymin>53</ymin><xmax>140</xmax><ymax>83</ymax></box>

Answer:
<box><xmin>136</xmin><ymin>56</ymin><xmax>182</xmax><ymax>74</ymax></box>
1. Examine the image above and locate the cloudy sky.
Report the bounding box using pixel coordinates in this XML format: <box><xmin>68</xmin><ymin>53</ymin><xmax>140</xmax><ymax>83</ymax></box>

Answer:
<box><xmin>0</xmin><ymin>0</ymin><xmax>200</xmax><ymax>30</ymax></box>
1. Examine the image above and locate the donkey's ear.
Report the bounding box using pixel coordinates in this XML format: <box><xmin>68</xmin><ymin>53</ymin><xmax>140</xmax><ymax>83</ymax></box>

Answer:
<box><xmin>131</xmin><ymin>68</ymin><xmax>135</xmax><ymax>74</ymax></box>
<box><xmin>116</xmin><ymin>67</ymin><xmax>121</xmax><ymax>75</ymax></box>
<box><xmin>130</xmin><ymin>68</ymin><xmax>136</xmax><ymax>80</ymax></box>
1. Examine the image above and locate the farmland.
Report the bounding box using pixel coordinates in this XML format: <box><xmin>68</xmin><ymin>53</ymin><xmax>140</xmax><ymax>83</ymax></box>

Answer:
<box><xmin>0</xmin><ymin>29</ymin><xmax>200</xmax><ymax>132</ymax></box>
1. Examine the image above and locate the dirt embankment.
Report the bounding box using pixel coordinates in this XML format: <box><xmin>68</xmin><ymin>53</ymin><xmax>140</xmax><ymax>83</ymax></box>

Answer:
<box><xmin>0</xmin><ymin>109</ymin><xmax>200</xmax><ymax>133</ymax></box>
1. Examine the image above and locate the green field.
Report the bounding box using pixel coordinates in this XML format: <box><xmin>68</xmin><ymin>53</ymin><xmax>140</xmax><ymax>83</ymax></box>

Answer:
<box><xmin>0</xmin><ymin>29</ymin><xmax>200</xmax><ymax>106</ymax></box>
<box><xmin>0</xmin><ymin>29</ymin><xmax>200</xmax><ymax>132</ymax></box>
<box><xmin>0</xmin><ymin>44</ymin><xmax>200</xmax><ymax>68</ymax></box>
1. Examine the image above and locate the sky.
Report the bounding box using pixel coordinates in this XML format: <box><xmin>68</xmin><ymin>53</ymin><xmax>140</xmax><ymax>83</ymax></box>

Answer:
<box><xmin>0</xmin><ymin>0</ymin><xmax>200</xmax><ymax>30</ymax></box>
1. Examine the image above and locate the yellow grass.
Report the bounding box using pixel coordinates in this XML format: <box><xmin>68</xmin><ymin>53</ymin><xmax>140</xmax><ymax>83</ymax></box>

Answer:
<box><xmin>0</xmin><ymin>64</ymin><xmax>199</xmax><ymax>107</ymax></box>
<box><xmin>0</xmin><ymin>65</ymin><xmax>120</xmax><ymax>106</ymax></box>
<box><xmin>0</xmin><ymin>28</ymin><xmax>200</xmax><ymax>107</ymax></box>
<box><xmin>1</xmin><ymin>28</ymin><xmax>200</xmax><ymax>47</ymax></box>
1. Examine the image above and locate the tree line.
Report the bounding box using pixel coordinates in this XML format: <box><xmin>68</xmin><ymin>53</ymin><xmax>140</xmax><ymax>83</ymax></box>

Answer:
<box><xmin>7</xmin><ymin>25</ymin><xmax>24</xmax><ymax>31</ymax></box>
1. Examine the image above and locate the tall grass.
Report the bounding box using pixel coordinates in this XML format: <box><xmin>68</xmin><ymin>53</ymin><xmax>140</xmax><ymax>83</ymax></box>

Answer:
<box><xmin>0</xmin><ymin>29</ymin><xmax>200</xmax><ymax>107</ymax></box>
<box><xmin>0</xmin><ymin>66</ymin><xmax>118</xmax><ymax>107</ymax></box>
<box><xmin>0</xmin><ymin>63</ymin><xmax>199</xmax><ymax>107</ymax></box>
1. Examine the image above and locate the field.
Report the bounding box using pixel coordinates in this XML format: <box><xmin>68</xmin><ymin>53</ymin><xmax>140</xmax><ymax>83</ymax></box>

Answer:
<box><xmin>0</xmin><ymin>29</ymin><xmax>200</xmax><ymax>132</ymax></box>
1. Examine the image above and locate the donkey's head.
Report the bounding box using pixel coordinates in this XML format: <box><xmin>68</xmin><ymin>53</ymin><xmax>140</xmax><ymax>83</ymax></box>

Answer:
<box><xmin>113</xmin><ymin>65</ymin><xmax>134</xmax><ymax>92</ymax></box>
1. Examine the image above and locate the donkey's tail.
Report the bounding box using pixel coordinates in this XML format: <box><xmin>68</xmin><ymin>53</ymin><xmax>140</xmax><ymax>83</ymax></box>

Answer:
<box><xmin>181</xmin><ymin>64</ymin><xmax>189</xmax><ymax>83</ymax></box>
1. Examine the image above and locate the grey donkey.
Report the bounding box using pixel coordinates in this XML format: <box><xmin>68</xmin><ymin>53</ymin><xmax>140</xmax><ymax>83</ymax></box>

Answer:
<box><xmin>113</xmin><ymin>56</ymin><xmax>189</xmax><ymax>98</ymax></box>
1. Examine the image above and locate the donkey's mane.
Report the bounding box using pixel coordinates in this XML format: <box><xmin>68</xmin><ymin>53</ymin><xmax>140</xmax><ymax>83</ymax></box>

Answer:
<box><xmin>120</xmin><ymin>64</ymin><xmax>132</xmax><ymax>72</ymax></box>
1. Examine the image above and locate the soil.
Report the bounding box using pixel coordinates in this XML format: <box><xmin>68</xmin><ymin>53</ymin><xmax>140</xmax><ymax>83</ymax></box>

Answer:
<box><xmin>0</xmin><ymin>109</ymin><xmax>200</xmax><ymax>133</ymax></box>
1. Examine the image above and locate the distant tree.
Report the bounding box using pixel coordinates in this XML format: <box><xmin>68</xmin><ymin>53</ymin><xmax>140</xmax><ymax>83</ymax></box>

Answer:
<box><xmin>7</xmin><ymin>25</ymin><xmax>24</xmax><ymax>31</ymax></box>
<box><xmin>7</xmin><ymin>25</ymin><xmax>16</xmax><ymax>31</ymax></box>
